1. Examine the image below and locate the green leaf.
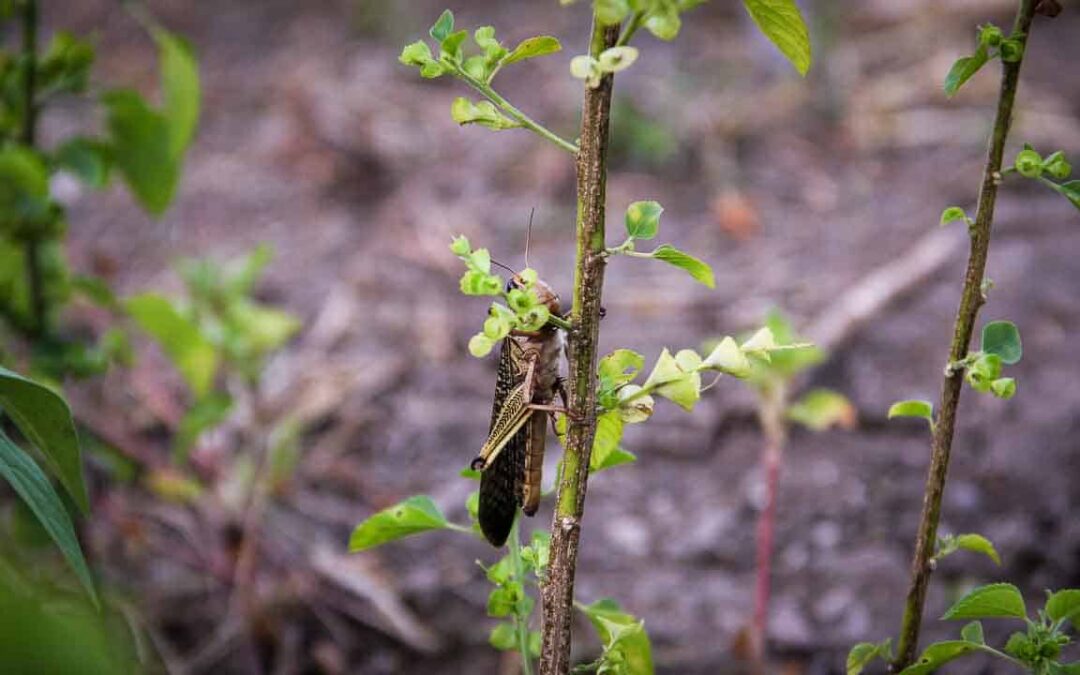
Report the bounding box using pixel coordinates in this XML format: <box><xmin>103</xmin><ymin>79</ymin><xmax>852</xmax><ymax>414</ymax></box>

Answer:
<box><xmin>847</xmin><ymin>639</ymin><xmax>892</xmax><ymax>675</ymax></box>
<box><xmin>1046</xmin><ymin>589</ymin><xmax>1080</xmax><ymax>629</ymax></box>
<box><xmin>944</xmin><ymin>45</ymin><xmax>989</xmax><ymax>97</ymax></box>
<box><xmin>152</xmin><ymin>28</ymin><xmax>200</xmax><ymax>158</ymax></box>
<box><xmin>625</xmin><ymin>200</ymin><xmax>663</xmax><ymax>240</ymax></box>
<box><xmin>898</xmin><ymin>641</ymin><xmax>980</xmax><ymax>675</ymax></box>
<box><xmin>451</xmin><ymin>98</ymin><xmax>520</xmax><ymax>130</ymax></box>
<box><xmin>596</xmin><ymin>0</ymin><xmax>630</xmax><ymax>24</ymax></box>
<box><xmin>616</xmin><ymin>385</ymin><xmax>654</xmax><ymax>423</ymax></box>
<box><xmin>981</xmin><ymin>320</ymin><xmax>1022</xmax><ymax>365</ymax></box>
<box><xmin>440</xmin><ymin>30</ymin><xmax>468</xmax><ymax>59</ymax></box>
<box><xmin>990</xmin><ymin>377</ymin><xmax>1016</xmax><ymax>400</ymax></box>
<box><xmin>1043</xmin><ymin>179</ymin><xmax>1080</xmax><ymax>211</ymax></box>
<box><xmin>579</xmin><ymin>598</ymin><xmax>654</xmax><ymax>674</ymax></box>
<box><xmin>742</xmin><ymin>0</ymin><xmax>812</xmax><ymax>76</ymax></box>
<box><xmin>489</xmin><ymin>622</ymin><xmax>516</xmax><ymax>650</ymax></box>
<box><xmin>486</xmin><ymin>585</ymin><xmax>518</xmax><ymax>617</ymax></box>
<box><xmin>596</xmin><ymin>46</ymin><xmax>639</xmax><ymax>73</ymax></box>
<box><xmin>400</xmin><ymin>40</ymin><xmax>434</xmax><ymax>67</ymax></box>
<box><xmin>644</xmin><ymin>5</ymin><xmax>681</xmax><ymax>41</ymax></box>
<box><xmin>102</xmin><ymin>90</ymin><xmax>179</xmax><ymax>217</ymax></box>
<box><xmin>126</xmin><ymin>293</ymin><xmax>217</xmax><ymax>398</ymax></box>
<box><xmin>174</xmin><ymin>391</ymin><xmax>232</xmax><ymax>460</ymax></box>
<box><xmin>348</xmin><ymin>495</ymin><xmax>450</xmax><ymax>551</ymax></box>
<box><xmin>960</xmin><ymin>620</ymin><xmax>985</xmax><ymax>644</ymax></box>
<box><xmin>788</xmin><ymin>388</ymin><xmax>856</xmax><ymax>431</ymax></box>
<box><xmin>593</xmin><ymin>447</ymin><xmax>637</xmax><ymax>473</ymax></box>
<box><xmin>888</xmin><ymin>400</ymin><xmax>934</xmax><ymax>426</ymax></box>
<box><xmin>942</xmin><ymin>583</ymin><xmax>1026</xmax><ymax>621</ymax></box>
<box><xmin>642</xmin><ymin>348</ymin><xmax>701</xmax><ymax>411</ymax></box>
<box><xmin>0</xmin><ymin>146</ymin><xmax>53</xmax><ymax>231</ymax></box>
<box><xmin>940</xmin><ymin>206</ymin><xmax>969</xmax><ymax>227</ymax></box>
<box><xmin>701</xmin><ymin>336</ymin><xmax>752</xmax><ymax>378</ymax></box>
<box><xmin>468</xmin><ymin>333</ymin><xmax>496</xmax><ymax>357</ymax></box>
<box><xmin>503</xmin><ymin>36</ymin><xmax>562</xmax><ymax>65</ymax></box>
<box><xmin>650</xmin><ymin>244</ymin><xmax>715</xmax><ymax>289</ymax></box>
<box><xmin>589</xmin><ymin>410</ymin><xmax>625</xmax><ymax>472</ymax></box>
<box><xmin>954</xmin><ymin>533</ymin><xmax>1001</xmax><ymax>565</ymax></box>
<box><xmin>429</xmin><ymin>9</ymin><xmax>454</xmax><ymax>43</ymax></box>
<box><xmin>599</xmin><ymin>348</ymin><xmax>645</xmax><ymax>386</ymax></box>
<box><xmin>0</xmin><ymin>365</ymin><xmax>88</xmax><ymax>513</ymax></box>
<box><xmin>0</xmin><ymin>428</ymin><xmax>97</xmax><ymax>607</ymax></box>
<box><xmin>53</xmin><ymin>137</ymin><xmax>112</xmax><ymax>189</ymax></box>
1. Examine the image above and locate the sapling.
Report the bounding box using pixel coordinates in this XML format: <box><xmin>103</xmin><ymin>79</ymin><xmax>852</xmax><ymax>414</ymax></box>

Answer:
<box><xmin>358</xmin><ymin>3</ymin><xmax>815</xmax><ymax>673</ymax></box>
<box><xmin>845</xmin><ymin>1</ymin><xmax>1075</xmax><ymax>671</ymax></box>
<box><xmin>732</xmin><ymin>310</ymin><xmax>854</xmax><ymax>663</ymax></box>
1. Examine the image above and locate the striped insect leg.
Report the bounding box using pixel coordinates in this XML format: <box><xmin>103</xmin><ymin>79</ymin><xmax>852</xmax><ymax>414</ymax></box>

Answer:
<box><xmin>521</xmin><ymin>412</ymin><xmax>547</xmax><ymax>516</ymax></box>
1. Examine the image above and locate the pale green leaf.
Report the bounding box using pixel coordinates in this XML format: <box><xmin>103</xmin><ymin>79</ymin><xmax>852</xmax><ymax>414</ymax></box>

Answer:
<box><xmin>898</xmin><ymin>641</ymin><xmax>979</xmax><ymax>675</ymax></box>
<box><xmin>942</xmin><ymin>583</ymin><xmax>1026</xmax><ymax>620</ymax></box>
<box><xmin>589</xmin><ymin>410</ymin><xmax>625</xmax><ymax>471</ymax></box>
<box><xmin>847</xmin><ymin>639</ymin><xmax>892</xmax><ymax>675</ymax></box>
<box><xmin>503</xmin><ymin>36</ymin><xmax>562</xmax><ymax>65</ymax></box>
<box><xmin>888</xmin><ymin>400</ymin><xmax>934</xmax><ymax>426</ymax></box>
<box><xmin>788</xmin><ymin>388</ymin><xmax>856</xmax><ymax>431</ymax></box>
<box><xmin>1046</xmin><ymin>589</ymin><xmax>1080</xmax><ymax>629</ymax></box>
<box><xmin>650</xmin><ymin>244</ymin><xmax>715</xmax><ymax>288</ymax></box>
<box><xmin>349</xmin><ymin>495</ymin><xmax>450</xmax><ymax>551</ymax></box>
<box><xmin>954</xmin><ymin>533</ymin><xmax>1001</xmax><ymax>565</ymax></box>
<box><xmin>152</xmin><ymin>28</ymin><xmax>200</xmax><ymax>158</ymax></box>
<box><xmin>625</xmin><ymin>200</ymin><xmax>662</xmax><ymax>240</ymax></box>
<box><xmin>701</xmin><ymin>336</ymin><xmax>752</xmax><ymax>378</ymax></box>
<box><xmin>102</xmin><ymin>90</ymin><xmax>179</xmax><ymax>217</ymax></box>
<box><xmin>596</xmin><ymin>46</ymin><xmax>638</xmax><ymax>73</ymax></box>
<box><xmin>599</xmin><ymin>349</ymin><xmax>645</xmax><ymax>385</ymax></box>
<box><xmin>126</xmin><ymin>293</ymin><xmax>217</xmax><ymax>397</ymax></box>
<box><xmin>742</xmin><ymin>0</ymin><xmax>812</xmax><ymax>76</ymax></box>
<box><xmin>944</xmin><ymin>45</ymin><xmax>989</xmax><ymax>97</ymax></box>
<box><xmin>960</xmin><ymin>621</ymin><xmax>985</xmax><ymax>645</ymax></box>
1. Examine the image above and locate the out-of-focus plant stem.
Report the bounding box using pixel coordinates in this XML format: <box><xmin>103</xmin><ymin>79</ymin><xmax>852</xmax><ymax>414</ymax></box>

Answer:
<box><xmin>20</xmin><ymin>0</ymin><xmax>47</xmax><ymax>339</ymax></box>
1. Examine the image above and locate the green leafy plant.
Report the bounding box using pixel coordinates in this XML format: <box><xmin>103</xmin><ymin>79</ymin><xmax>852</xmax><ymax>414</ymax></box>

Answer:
<box><xmin>368</xmin><ymin>3</ymin><xmax>813</xmax><ymax>672</ymax></box>
<box><xmin>845</xmin><ymin>1</ymin><xmax>1070</xmax><ymax>671</ymax></box>
<box><xmin>126</xmin><ymin>245</ymin><xmax>301</xmax><ymax>465</ymax></box>
<box><xmin>0</xmin><ymin>0</ymin><xmax>198</xmax><ymax>377</ymax></box>
<box><xmin>853</xmin><ymin>585</ymin><xmax>1080</xmax><ymax>674</ymax></box>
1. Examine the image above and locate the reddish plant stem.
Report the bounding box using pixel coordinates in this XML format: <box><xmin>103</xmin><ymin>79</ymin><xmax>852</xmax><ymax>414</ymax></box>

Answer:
<box><xmin>751</xmin><ymin>381</ymin><xmax>787</xmax><ymax>663</ymax></box>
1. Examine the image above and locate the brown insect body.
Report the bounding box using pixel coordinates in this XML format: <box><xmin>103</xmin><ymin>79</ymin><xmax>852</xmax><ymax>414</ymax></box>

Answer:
<box><xmin>473</xmin><ymin>276</ymin><xmax>563</xmax><ymax>547</ymax></box>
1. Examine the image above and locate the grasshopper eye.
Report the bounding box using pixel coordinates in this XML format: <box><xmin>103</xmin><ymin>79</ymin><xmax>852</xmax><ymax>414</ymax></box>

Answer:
<box><xmin>506</xmin><ymin>278</ymin><xmax>518</xmax><ymax>292</ymax></box>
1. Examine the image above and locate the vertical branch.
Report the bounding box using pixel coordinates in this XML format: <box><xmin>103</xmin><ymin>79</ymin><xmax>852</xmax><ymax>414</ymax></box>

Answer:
<box><xmin>20</xmin><ymin>0</ymin><xmax>47</xmax><ymax>338</ymax></box>
<box><xmin>891</xmin><ymin>0</ymin><xmax>1039</xmax><ymax>669</ymax></box>
<box><xmin>540</xmin><ymin>17</ymin><xmax>619</xmax><ymax>675</ymax></box>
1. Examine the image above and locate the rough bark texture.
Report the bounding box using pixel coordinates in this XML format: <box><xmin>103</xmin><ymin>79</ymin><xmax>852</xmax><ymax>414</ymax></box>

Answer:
<box><xmin>539</xmin><ymin>20</ymin><xmax>620</xmax><ymax>675</ymax></box>
<box><xmin>891</xmin><ymin>0</ymin><xmax>1039</xmax><ymax>669</ymax></box>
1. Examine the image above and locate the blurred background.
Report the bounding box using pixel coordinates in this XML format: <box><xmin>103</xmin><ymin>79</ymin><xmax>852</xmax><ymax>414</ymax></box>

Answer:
<box><xmin>3</xmin><ymin>0</ymin><xmax>1080</xmax><ymax>672</ymax></box>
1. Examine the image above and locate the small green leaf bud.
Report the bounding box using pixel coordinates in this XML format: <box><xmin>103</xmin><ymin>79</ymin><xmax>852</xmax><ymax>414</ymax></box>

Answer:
<box><xmin>517</xmin><ymin>268</ymin><xmax>538</xmax><ymax>287</ymax></box>
<box><xmin>978</xmin><ymin>24</ymin><xmax>1003</xmax><ymax>48</ymax></box>
<box><xmin>468</xmin><ymin>333</ymin><xmax>495</xmax><ymax>357</ymax></box>
<box><xmin>507</xmin><ymin>288</ymin><xmax>533</xmax><ymax>313</ymax></box>
<box><xmin>999</xmin><ymin>38</ymin><xmax>1023</xmax><ymax>63</ymax></box>
<box><xmin>1044</xmin><ymin>151</ymin><xmax>1072</xmax><ymax>180</ymax></box>
<box><xmin>450</xmin><ymin>234</ymin><xmax>471</xmax><ymax>256</ymax></box>
<box><xmin>481</xmin><ymin>274</ymin><xmax>502</xmax><ymax>295</ymax></box>
<box><xmin>1014</xmin><ymin>148</ymin><xmax>1043</xmax><ymax>178</ymax></box>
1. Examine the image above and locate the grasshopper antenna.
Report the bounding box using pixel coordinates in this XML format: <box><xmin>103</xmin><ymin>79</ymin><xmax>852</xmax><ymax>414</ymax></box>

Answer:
<box><xmin>524</xmin><ymin>208</ymin><xmax>535</xmax><ymax>270</ymax></box>
<box><xmin>490</xmin><ymin>258</ymin><xmax>516</xmax><ymax>274</ymax></box>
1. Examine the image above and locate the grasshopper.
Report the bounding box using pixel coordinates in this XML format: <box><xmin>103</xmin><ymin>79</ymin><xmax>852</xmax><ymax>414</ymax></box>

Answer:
<box><xmin>471</xmin><ymin>272</ymin><xmax>566</xmax><ymax>547</ymax></box>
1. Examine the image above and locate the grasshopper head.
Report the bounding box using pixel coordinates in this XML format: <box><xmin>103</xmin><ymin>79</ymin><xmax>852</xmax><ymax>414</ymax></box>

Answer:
<box><xmin>510</xmin><ymin>273</ymin><xmax>561</xmax><ymax>317</ymax></box>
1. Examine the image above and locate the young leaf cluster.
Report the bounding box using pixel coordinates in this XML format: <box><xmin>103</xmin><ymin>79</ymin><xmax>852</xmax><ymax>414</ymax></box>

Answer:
<box><xmin>955</xmin><ymin>320</ymin><xmax>1022</xmax><ymax>400</ymax></box>
<box><xmin>451</xmin><ymin>235</ymin><xmax>561</xmax><ymax>358</ymax></box>
<box><xmin>606</xmin><ymin>200</ymin><xmax>715</xmax><ymax>288</ymax></box>
<box><xmin>1007</xmin><ymin>146</ymin><xmax>1080</xmax><ymax>213</ymax></box>
<box><xmin>399</xmin><ymin>11</ymin><xmax>573</xmax><ymax>152</ymax></box>
<box><xmin>944</xmin><ymin>23</ymin><xmax>1025</xmax><ymax>97</ymax></box>
<box><xmin>574</xmin><ymin>599</ymin><xmax>654</xmax><ymax>675</ymax></box>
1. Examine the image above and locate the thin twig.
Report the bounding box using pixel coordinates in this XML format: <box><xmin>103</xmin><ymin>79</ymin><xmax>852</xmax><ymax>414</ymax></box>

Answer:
<box><xmin>456</xmin><ymin>69</ymin><xmax>580</xmax><ymax>155</ymax></box>
<box><xmin>891</xmin><ymin>1</ymin><xmax>1040</xmax><ymax>669</ymax></box>
<box><xmin>539</xmin><ymin>16</ymin><xmax>619</xmax><ymax>675</ymax></box>
<box><xmin>20</xmin><ymin>0</ymin><xmax>47</xmax><ymax>338</ymax></box>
